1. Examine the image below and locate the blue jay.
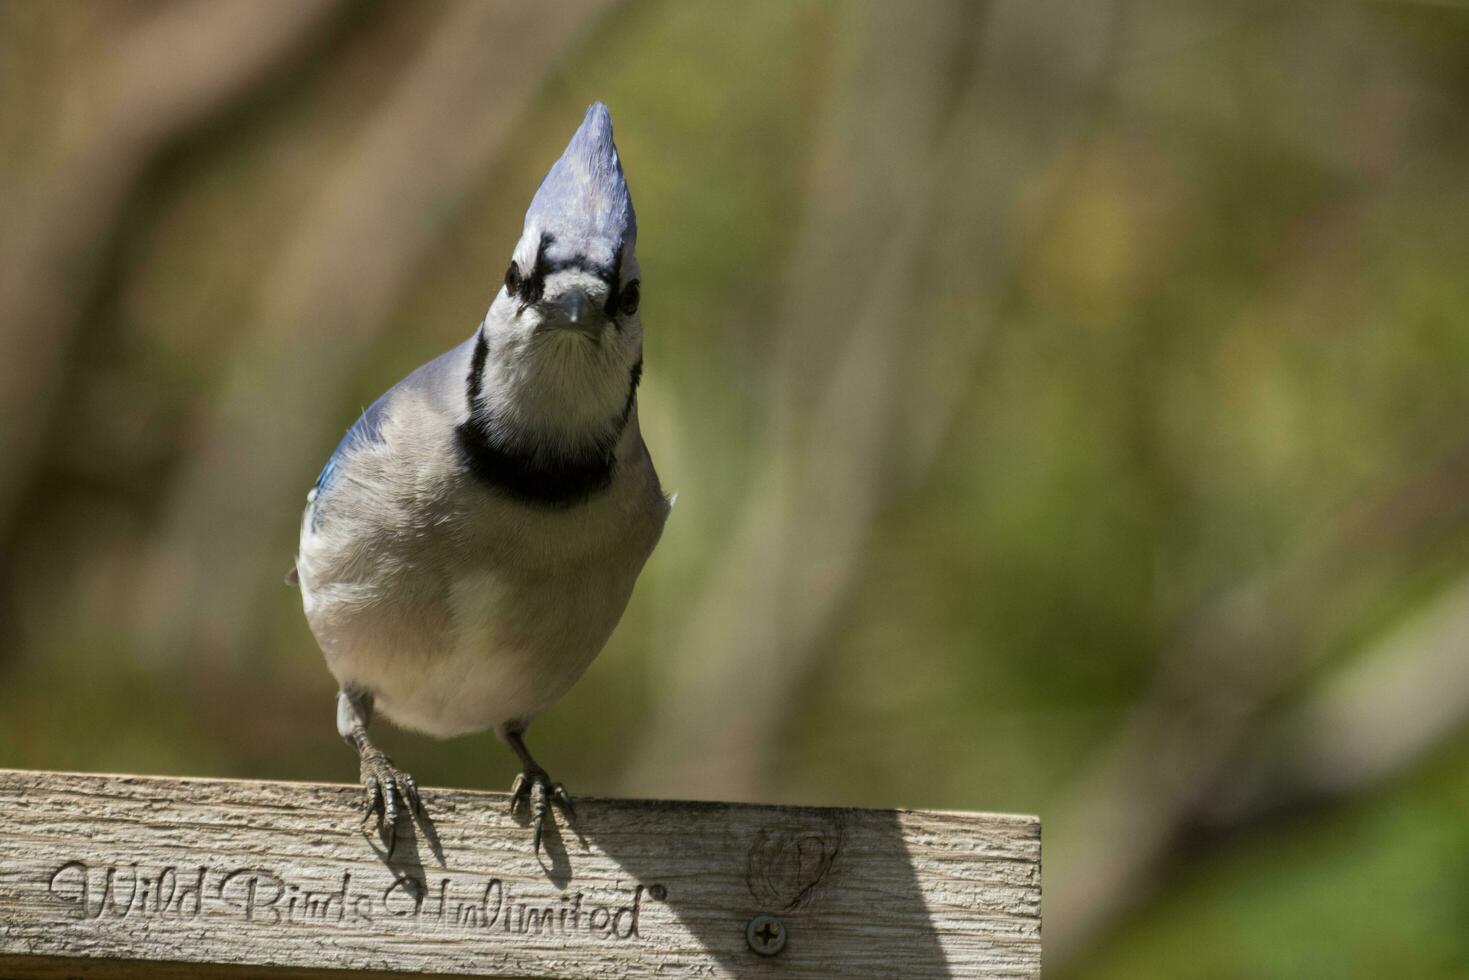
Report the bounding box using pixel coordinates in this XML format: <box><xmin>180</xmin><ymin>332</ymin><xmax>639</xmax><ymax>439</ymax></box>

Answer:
<box><xmin>291</xmin><ymin>104</ymin><xmax>668</xmax><ymax>853</ymax></box>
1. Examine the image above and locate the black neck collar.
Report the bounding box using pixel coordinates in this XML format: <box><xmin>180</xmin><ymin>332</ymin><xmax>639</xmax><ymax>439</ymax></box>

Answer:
<box><xmin>455</xmin><ymin>330</ymin><xmax>642</xmax><ymax>508</ymax></box>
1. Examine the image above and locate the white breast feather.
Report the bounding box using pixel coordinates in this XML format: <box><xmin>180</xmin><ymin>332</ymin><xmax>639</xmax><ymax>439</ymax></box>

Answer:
<box><xmin>297</xmin><ymin>386</ymin><xmax>668</xmax><ymax>739</ymax></box>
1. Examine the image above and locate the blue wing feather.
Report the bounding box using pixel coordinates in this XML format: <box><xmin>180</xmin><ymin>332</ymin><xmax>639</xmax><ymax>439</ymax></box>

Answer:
<box><xmin>306</xmin><ymin>392</ymin><xmax>392</xmax><ymax>532</ymax></box>
<box><xmin>306</xmin><ymin>336</ymin><xmax>477</xmax><ymax>530</ymax></box>
<box><xmin>314</xmin><ymin>392</ymin><xmax>391</xmax><ymax>493</ymax></box>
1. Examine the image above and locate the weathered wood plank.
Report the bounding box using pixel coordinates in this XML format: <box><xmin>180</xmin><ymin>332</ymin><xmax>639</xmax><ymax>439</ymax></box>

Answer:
<box><xmin>0</xmin><ymin>769</ymin><xmax>1040</xmax><ymax>978</ymax></box>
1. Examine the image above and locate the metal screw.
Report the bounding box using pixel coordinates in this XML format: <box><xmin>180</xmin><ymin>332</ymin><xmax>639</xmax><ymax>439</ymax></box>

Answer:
<box><xmin>746</xmin><ymin>913</ymin><xmax>787</xmax><ymax>956</ymax></box>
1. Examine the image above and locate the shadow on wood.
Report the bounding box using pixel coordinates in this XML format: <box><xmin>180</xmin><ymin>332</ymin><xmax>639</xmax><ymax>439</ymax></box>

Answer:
<box><xmin>0</xmin><ymin>769</ymin><xmax>1039</xmax><ymax>978</ymax></box>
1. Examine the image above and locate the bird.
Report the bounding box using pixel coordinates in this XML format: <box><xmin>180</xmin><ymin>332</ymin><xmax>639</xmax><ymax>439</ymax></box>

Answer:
<box><xmin>289</xmin><ymin>103</ymin><xmax>669</xmax><ymax>855</ymax></box>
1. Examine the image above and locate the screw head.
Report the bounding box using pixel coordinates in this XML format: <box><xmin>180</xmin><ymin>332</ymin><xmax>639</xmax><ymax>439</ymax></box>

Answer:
<box><xmin>746</xmin><ymin>913</ymin><xmax>787</xmax><ymax>956</ymax></box>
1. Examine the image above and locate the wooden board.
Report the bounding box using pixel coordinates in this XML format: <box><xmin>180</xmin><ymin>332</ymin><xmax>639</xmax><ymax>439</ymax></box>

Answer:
<box><xmin>0</xmin><ymin>769</ymin><xmax>1040</xmax><ymax>978</ymax></box>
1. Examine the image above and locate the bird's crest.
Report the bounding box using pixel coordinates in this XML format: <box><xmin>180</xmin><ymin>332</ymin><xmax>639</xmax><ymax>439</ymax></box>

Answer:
<box><xmin>524</xmin><ymin>103</ymin><xmax>636</xmax><ymax>262</ymax></box>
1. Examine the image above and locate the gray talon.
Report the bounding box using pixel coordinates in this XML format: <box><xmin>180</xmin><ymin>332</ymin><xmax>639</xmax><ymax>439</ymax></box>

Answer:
<box><xmin>360</xmin><ymin>750</ymin><xmax>420</xmax><ymax>851</ymax></box>
<box><xmin>551</xmin><ymin>783</ymin><xmax>574</xmax><ymax>821</ymax></box>
<box><xmin>509</xmin><ymin>767</ymin><xmax>575</xmax><ymax>857</ymax></box>
<box><xmin>363</xmin><ymin>775</ymin><xmax>382</xmax><ymax>823</ymax></box>
<box><xmin>509</xmin><ymin>771</ymin><xmax>529</xmax><ymax>812</ymax></box>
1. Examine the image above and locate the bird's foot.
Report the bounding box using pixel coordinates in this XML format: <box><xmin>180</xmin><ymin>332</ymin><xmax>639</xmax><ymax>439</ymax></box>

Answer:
<box><xmin>509</xmin><ymin>766</ymin><xmax>574</xmax><ymax>857</ymax></box>
<box><xmin>360</xmin><ymin>747</ymin><xmax>422</xmax><ymax>849</ymax></box>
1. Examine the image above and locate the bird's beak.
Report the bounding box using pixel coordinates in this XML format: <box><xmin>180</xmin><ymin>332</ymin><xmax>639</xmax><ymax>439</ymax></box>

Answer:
<box><xmin>563</xmin><ymin>289</ymin><xmax>587</xmax><ymax>324</ymax></box>
<box><xmin>542</xmin><ymin>285</ymin><xmax>604</xmax><ymax>338</ymax></box>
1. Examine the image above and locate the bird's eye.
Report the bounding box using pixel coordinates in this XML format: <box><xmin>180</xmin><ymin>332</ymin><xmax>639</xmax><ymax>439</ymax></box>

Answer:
<box><xmin>504</xmin><ymin>262</ymin><xmax>521</xmax><ymax>297</ymax></box>
<box><xmin>619</xmin><ymin>280</ymin><xmax>640</xmax><ymax>316</ymax></box>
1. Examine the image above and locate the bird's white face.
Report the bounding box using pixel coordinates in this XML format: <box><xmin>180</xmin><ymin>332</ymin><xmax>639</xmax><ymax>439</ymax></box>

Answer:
<box><xmin>475</xmin><ymin>233</ymin><xmax>644</xmax><ymax>454</ymax></box>
<box><xmin>510</xmin><ymin>265</ymin><xmax>641</xmax><ymax>343</ymax></box>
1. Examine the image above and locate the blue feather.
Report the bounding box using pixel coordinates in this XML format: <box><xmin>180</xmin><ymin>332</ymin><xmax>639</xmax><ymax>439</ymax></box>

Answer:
<box><xmin>524</xmin><ymin>103</ymin><xmax>635</xmax><ymax>260</ymax></box>
<box><xmin>308</xmin><ymin>338</ymin><xmax>476</xmax><ymax>524</ymax></box>
<box><xmin>308</xmin><ymin>401</ymin><xmax>384</xmax><ymax>531</ymax></box>
<box><xmin>314</xmin><ymin>394</ymin><xmax>390</xmax><ymax>494</ymax></box>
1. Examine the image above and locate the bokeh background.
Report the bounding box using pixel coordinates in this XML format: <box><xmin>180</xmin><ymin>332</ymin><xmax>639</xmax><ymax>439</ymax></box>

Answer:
<box><xmin>4</xmin><ymin>1</ymin><xmax>1469</xmax><ymax>975</ymax></box>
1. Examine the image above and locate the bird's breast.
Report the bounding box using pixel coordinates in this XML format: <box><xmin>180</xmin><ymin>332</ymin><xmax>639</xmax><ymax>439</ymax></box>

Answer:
<box><xmin>299</xmin><ymin>399</ymin><xmax>668</xmax><ymax>738</ymax></box>
<box><xmin>361</xmin><ymin>536</ymin><xmax>647</xmax><ymax>737</ymax></box>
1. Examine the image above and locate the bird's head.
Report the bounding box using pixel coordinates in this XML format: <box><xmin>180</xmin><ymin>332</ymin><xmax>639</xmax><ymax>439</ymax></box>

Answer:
<box><xmin>475</xmin><ymin>102</ymin><xmax>644</xmax><ymax>448</ymax></box>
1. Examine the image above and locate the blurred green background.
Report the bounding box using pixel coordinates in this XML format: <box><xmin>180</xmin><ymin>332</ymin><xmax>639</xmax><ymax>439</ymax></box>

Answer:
<box><xmin>4</xmin><ymin>1</ymin><xmax>1469</xmax><ymax>975</ymax></box>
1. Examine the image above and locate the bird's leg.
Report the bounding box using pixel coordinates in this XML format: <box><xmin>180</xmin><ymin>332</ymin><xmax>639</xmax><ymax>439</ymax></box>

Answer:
<box><xmin>337</xmin><ymin>687</ymin><xmax>422</xmax><ymax>849</ymax></box>
<box><xmin>502</xmin><ymin>723</ymin><xmax>574</xmax><ymax>856</ymax></box>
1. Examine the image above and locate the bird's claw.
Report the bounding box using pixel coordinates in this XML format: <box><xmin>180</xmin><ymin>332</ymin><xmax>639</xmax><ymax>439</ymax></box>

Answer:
<box><xmin>509</xmin><ymin>767</ymin><xmax>574</xmax><ymax>856</ymax></box>
<box><xmin>361</xmin><ymin>749</ymin><xmax>422</xmax><ymax>851</ymax></box>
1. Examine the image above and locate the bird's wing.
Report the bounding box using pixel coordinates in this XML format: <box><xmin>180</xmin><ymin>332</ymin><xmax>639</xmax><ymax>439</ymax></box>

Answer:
<box><xmin>302</xmin><ymin>391</ymin><xmax>392</xmax><ymax>535</ymax></box>
<box><xmin>312</xmin><ymin>391</ymin><xmax>393</xmax><ymax>497</ymax></box>
<box><xmin>303</xmin><ymin>335</ymin><xmax>477</xmax><ymax>528</ymax></box>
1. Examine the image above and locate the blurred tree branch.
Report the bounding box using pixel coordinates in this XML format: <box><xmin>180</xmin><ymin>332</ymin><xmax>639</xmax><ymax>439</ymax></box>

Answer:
<box><xmin>1208</xmin><ymin>569</ymin><xmax>1469</xmax><ymax>824</ymax></box>
<box><xmin>630</xmin><ymin>0</ymin><xmax>1120</xmax><ymax>800</ymax></box>
<box><xmin>0</xmin><ymin>0</ymin><xmax>351</xmax><ymax>549</ymax></box>
<box><xmin>136</xmin><ymin>0</ymin><xmax>617</xmax><ymax>665</ymax></box>
<box><xmin>627</xmin><ymin>0</ymin><xmax>978</xmax><ymax>800</ymax></box>
<box><xmin>1047</xmin><ymin>439</ymin><xmax>1469</xmax><ymax>969</ymax></box>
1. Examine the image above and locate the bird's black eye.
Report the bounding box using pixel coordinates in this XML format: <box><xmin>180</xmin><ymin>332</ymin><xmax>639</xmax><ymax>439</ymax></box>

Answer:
<box><xmin>619</xmin><ymin>280</ymin><xmax>640</xmax><ymax>316</ymax></box>
<box><xmin>504</xmin><ymin>262</ymin><xmax>521</xmax><ymax>297</ymax></box>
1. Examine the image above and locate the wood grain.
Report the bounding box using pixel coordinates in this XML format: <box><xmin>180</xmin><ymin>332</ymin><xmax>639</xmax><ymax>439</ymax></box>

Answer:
<box><xmin>0</xmin><ymin>769</ymin><xmax>1040</xmax><ymax>978</ymax></box>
